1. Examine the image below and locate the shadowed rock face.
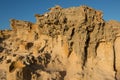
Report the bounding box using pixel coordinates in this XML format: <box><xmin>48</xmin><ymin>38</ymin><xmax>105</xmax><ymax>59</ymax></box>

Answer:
<box><xmin>0</xmin><ymin>5</ymin><xmax>120</xmax><ymax>80</ymax></box>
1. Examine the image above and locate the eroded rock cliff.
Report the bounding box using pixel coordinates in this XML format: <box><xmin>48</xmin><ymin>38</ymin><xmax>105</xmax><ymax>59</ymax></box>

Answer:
<box><xmin>0</xmin><ymin>5</ymin><xmax>120</xmax><ymax>80</ymax></box>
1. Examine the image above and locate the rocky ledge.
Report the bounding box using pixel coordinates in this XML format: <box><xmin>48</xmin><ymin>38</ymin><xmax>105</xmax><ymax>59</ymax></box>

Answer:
<box><xmin>0</xmin><ymin>5</ymin><xmax>120</xmax><ymax>80</ymax></box>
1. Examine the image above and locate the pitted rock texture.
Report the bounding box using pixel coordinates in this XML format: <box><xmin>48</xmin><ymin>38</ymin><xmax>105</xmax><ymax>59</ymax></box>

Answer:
<box><xmin>0</xmin><ymin>5</ymin><xmax>120</xmax><ymax>80</ymax></box>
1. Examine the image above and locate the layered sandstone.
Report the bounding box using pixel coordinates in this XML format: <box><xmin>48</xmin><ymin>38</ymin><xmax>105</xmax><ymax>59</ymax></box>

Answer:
<box><xmin>0</xmin><ymin>5</ymin><xmax>120</xmax><ymax>80</ymax></box>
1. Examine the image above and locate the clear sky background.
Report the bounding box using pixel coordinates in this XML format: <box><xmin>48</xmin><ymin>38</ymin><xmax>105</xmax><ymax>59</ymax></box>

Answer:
<box><xmin>0</xmin><ymin>0</ymin><xmax>120</xmax><ymax>30</ymax></box>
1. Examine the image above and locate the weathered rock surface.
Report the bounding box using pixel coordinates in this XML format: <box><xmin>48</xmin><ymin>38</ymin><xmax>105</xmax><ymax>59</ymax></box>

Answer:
<box><xmin>0</xmin><ymin>5</ymin><xmax>120</xmax><ymax>80</ymax></box>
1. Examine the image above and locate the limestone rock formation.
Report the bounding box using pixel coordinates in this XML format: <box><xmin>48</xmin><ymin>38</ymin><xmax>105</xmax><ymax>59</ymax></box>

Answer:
<box><xmin>0</xmin><ymin>5</ymin><xmax>120</xmax><ymax>80</ymax></box>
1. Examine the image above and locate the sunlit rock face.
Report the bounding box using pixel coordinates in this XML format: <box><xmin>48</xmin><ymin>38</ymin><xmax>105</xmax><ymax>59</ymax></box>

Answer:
<box><xmin>0</xmin><ymin>5</ymin><xmax>120</xmax><ymax>80</ymax></box>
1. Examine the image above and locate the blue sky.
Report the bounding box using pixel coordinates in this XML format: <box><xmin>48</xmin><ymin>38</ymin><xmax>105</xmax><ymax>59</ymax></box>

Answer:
<box><xmin>0</xmin><ymin>0</ymin><xmax>120</xmax><ymax>30</ymax></box>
